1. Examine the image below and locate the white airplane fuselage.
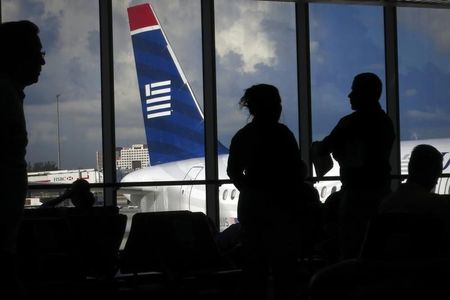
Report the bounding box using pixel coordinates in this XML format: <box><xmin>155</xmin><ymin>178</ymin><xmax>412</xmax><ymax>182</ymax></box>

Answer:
<box><xmin>121</xmin><ymin>138</ymin><xmax>450</xmax><ymax>231</ymax></box>
<box><xmin>121</xmin><ymin>154</ymin><xmax>238</xmax><ymax>230</ymax></box>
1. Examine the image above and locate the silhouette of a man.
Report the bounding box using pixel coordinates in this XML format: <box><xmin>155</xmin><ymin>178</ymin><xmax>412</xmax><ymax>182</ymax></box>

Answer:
<box><xmin>0</xmin><ymin>20</ymin><xmax>45</xmax><ymax>298</ymax></box>
<box><xmin>312</xmin><ymin>72</ymin><xmax>394</xmax><ymax>259</ymax></box>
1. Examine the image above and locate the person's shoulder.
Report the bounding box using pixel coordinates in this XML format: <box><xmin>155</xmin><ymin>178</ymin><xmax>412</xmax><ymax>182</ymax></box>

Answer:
<box><xmin>277</xmin><ymin>123</ymin><xmax>291</xmax><ymax>130</ymax></box>
<box><xmin>230</xmin><ymin>123</ymin><xmax>253</xmax><ymax>144</ymax></box>
<box><xmin>334</xmin><ymin>112</ymin><xmax>355</xmax><ymax>127</ymax></box>
<box><xmin>233</xmin><ymin>124</ymin><xmax>251</xmax><ymax>136</ymax></box>
<box><xmin>276</xmin><ymin>123</ymin><xmax>293</xmax><ymax>133</ymax></box>
<box><xmin>333</xmin><ymin>109</ymin><xmax>356</xmax><ymax>121</ymax></box>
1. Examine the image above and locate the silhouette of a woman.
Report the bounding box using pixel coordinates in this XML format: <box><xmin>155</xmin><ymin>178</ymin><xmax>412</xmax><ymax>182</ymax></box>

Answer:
<box><xmin>227</xmin><ymin>84</ymin><xmax>305</xmax><ymax>300</ymax></box>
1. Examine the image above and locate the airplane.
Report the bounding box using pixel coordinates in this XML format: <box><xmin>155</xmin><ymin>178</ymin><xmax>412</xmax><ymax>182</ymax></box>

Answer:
<box><xmin>121</xmin><ymin>3</ymin><xmax>450</xmax><ymax>231</ymax></box>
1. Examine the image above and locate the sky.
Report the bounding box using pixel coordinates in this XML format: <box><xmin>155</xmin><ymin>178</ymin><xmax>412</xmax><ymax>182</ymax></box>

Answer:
<box><xmin>2</xmin><ymin>0</ymin><xmax>450</xmax><ymax>170</ymax></box>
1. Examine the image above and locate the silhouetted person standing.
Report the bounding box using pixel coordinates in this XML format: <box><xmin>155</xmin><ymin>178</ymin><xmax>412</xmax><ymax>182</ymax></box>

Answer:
<box><xmin>311</xmin><ymin>73</ymin><xmax>394</xmax><ymax>259</ymax></box>
<box><xmin>0</xmin><ymin>20</ymin><xmax>45</xmax><ymax>298</ymax></box>
<box><xmin>227</xmin><ymin>84</ymin><xmax>305</xmax><ymax>300</ymax></box>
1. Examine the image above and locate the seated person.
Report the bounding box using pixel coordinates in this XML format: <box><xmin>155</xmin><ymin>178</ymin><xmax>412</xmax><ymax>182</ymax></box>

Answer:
<box><xmin>379</xmin><ymin>144</ymin><xmax>450</xmax><ymax>236</ymax></box>
<box><xmin>41</xmin><ymin>178</ymin><xmax>95</xmax><ymax>209</ymax></box>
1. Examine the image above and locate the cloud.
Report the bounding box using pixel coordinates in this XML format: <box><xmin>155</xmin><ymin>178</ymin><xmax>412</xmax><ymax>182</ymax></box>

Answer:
<box><xmin>406</xmin><ymin>108</ymin><xmax>450</xmax><ymax>122</ymax></box>
<box><xmin>215</xmin><ymin>1</ymin><xmax>278</xmax><ymax>73</ymax></box>
<box><xmin>405</xmin><ymin>88</ymin><xmax>417</xmax><ymax>97</ymax></box>
<box><xmin>27</xmin><ymin>120</ymin><xmax>56</xmax><ymax>144</ymax></box>
<box><xmin>398</xmin><ymin>9</ymin><xmax>450</xmax><ymax>53</ymax></box>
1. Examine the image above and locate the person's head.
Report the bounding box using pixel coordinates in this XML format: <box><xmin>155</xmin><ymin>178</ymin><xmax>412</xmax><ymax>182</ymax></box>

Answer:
<box><xmin>69</xmin><ymin>179</ymin><xmax>95</xmax><ymax>208</ymax></box>
<box><xmin>408</xmin><ymin>144</ymin><xmax>443</xmax><ymax>191</ymax></box>
<box><xmin>239</xmin><ymin>84</ymin><xmax>282</xmax><ymax>123</ymax></box>
<box><xmin>0</xmin><ymin>20</ymin><xmax>45</xmax><ymax>87</ymax></box>
<box><xmin>348</xmin><ymin>72</ymin><xmax>382</xmax><ymax>110</ymax></box>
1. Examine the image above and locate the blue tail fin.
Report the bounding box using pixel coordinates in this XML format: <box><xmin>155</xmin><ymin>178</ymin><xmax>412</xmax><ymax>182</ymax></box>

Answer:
<box><xmin>127</xmin><ymin>3</ymin><xmax>227</xmax><ymax>165</ymax></box>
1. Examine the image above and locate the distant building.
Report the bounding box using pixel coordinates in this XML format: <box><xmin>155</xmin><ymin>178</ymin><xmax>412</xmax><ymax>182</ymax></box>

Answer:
<box><xmin>116</xmin><ymin>144</ymin><xmax>150</xmax><ymax>170</ymax></box>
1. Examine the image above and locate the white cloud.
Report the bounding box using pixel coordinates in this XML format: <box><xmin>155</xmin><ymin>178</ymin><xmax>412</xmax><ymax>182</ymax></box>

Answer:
<box><xmin>215</xmin><ymin>1</ymin><xmax>277</xmax><ymax>73</ymax></box>
<box><xmin>310</xmin><ymin>41</ymin><xmax>324</xmax><ymax>64</ymax></box>
<box><xmin>27</xmin><ymin>121</ymin><xmax>56</xmax><ymax>144</ymax></box>
<box><xmin>406</xmin><ymin>108</ymin><xmax>449</xmax><ymax>122</ymax></box>
<box><xmin>399</xmin><ymin>9</ymin><xmax>450</xmax><ymax>53</ymax></box>
<box><xmin>115</xmin><ymin>127</ymin><xmax>146</xmax><ymax>142</ymax></box>
<box><xmin>405</xmin><ymin>88</ymin><xmax>417</xmax><ymax>97</ymax></box>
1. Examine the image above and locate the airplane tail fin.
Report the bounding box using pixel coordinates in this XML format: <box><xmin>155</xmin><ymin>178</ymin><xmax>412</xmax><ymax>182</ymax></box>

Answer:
<box><xmin>127</xmin><ymin>3</ymin><xmax>227</xmax><ymax>166</ymax></box>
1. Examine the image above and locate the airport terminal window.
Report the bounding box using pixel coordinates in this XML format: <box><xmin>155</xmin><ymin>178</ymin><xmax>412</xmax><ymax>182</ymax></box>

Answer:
<box><xmin>398</xmin><ymin>7</ymin><xmax>450</xmax><ymax>189</ymax></box>
<box><xmin>309</xmin><ymin>3</ymin><xmax>385</xmax><ymax>201</ymax></box>
<box><xmin>4</xmin><ymin>0</ymin><xmax>450</xmax><ymax>224</ymax></box>
<box><xmin>310</xmin><ymin>3</ymin><xmax>386</xmax><ymax>142</ymax></box>
<box><xmin>113</xmin><ymin>0</ymin><xmax>204</xmax><ymax>182</ymax></box>
<box><xmin>112</xmin><ymin>0</ymin><xmax>206</xmax><ymax>217</ymax></box>
<box><xmin>2</xmin><ymin>0</ymin><xmax>103</xmax><ymax>205</ymax></box>
<box><xmin>215</xmin><ymin>0</ymin><xmax>298</xmax><ymax>222</ymax></box>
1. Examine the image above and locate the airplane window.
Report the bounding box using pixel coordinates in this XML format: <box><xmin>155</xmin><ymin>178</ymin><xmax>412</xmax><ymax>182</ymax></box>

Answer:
<box><xmin>222</xmin><ymin>189</ymin><xmax>229</xmax><ymax>201</ymax></box>
<box><xmin>446</xmin><ymin>178</ymin><xmax>450</xmax><ymax>195</ymax></box>
<box><xmin>331</xmin><ymin>186</ymin><xmax>337</xmax><ymax>194</ymax></box>
<box><xmin>320</xmin><ymin>186</ymin><xmax>327</xmax><ymax>199</ymax></box>
<box><xmin>231</xmin><ymin>189</ymin><xmax>237</xmax><ymax>200</ymax></box>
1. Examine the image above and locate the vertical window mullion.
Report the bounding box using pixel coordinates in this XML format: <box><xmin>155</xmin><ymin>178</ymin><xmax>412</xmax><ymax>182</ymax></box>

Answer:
<box><xmin>99</xmin><ymin>0</ymin><xmax>116</xmax><ymax>206</ymax></box>
<box><xmin>201</xmin><ymin>0</ymin><xmax>220</xmax><ymax>227</ymax></box>
<box><xmin>384</xmin><ymin>4</ymin><xmax>401</xmax><ymax>188</ymax></box>
<box><xmin>296</xmin><ymin>0</ymin><xmax>313</xmax><ymax>178</ymax></box>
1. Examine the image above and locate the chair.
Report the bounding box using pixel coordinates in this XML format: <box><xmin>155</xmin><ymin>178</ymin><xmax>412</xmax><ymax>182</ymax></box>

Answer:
<box><xmin>17</xmin><ymin>217</ymin><xmax>83</xmax><ymax>281</ymax></box>
<box><xmin>309</xmin><ymin>213</ymin><xmax>450</xmax><ymax>300</ymax></box>
<box><xmin>119</xmin><ymin>210</ymin><xmax>192</xmax><ymax>275</ymax></box>
<box><xmin>67</xmin><ymin>213</ymin><xmax>127</xmax><ymax>279</ymax></box>
<box><xmin>360</xmin><ymin>212</ymin><xmax>447</xmax><ymax>260</ymax></box>
<box><xmin>17</xmin><ymin>217</ymin><xmax>86</xmax><ymax>299</ymax></box>
<box><xmin>118</xmin><ymin>211</ymin><xmax>240</xmax><ymax>298</ymax></box>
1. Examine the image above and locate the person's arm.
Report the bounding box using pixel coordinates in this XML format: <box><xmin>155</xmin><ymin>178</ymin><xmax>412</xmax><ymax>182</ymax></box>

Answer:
<box><xmin>311</xmin><ymin>118</ymin><xmax>349</xmax><ymax>177</ymax></box>
<box><xmin>40</xmin><ymin>188</ymin><xmax>71</xmax><ymax>207</ymax></box>
<box><xmin>227</xmin><ymin>133</ymin><xmax>247</xmax><ymax>191</ymax></box>
<box><xmin>283</xmin><ymin>127</ymin><xmax>307</xmax><ymax>180</ymax></box>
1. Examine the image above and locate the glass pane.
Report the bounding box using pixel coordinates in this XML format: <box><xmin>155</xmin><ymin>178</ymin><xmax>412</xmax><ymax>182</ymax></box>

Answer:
<box><xmin>215</xmin><ymin>0</ymin><xmax>298</xmax><ymax>222</ymax></box>
<box><xmin>2</xmin><ymin>0</ymin><xmax>102</xmax><ymax>185</ymax></box>
<box><xmin>309</xmin><ymin>3</ymin><xmax>385</xmax><ymax>201</ymax></box>
<box><xmin>113</xmin><ymin>0</ymin><xmax>204</xmax><ymax>182</ymax></box>
<box><xmin>398</xmin><ymin>7</ymin><xmax>450</xmax><ymax>194</ymax></box>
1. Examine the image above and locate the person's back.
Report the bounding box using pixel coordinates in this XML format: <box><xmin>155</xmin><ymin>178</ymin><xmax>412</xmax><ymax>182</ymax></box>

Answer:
<box><xmin>227</xmin><ymin>84</ymin><xmax>305</xmax><ymax>226</ymax></box>
<box><xmin>379</xmin><ymin>144</ymin><xmax>450</xmax><ymax>234</ymax></box>
<box><xmin>330</xmin><ymin>107</ymin><xmax>393</xmax><ymax>187</ymax></box>
<box><xmin>227</xmin><ymin>84</ymin><xmax>304</xmax><ymax>300</ymax></box>
<box><xmin>231</xmin><ymin>121</ymin><xmax>303</xmax><ymax>188</ymax></box>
